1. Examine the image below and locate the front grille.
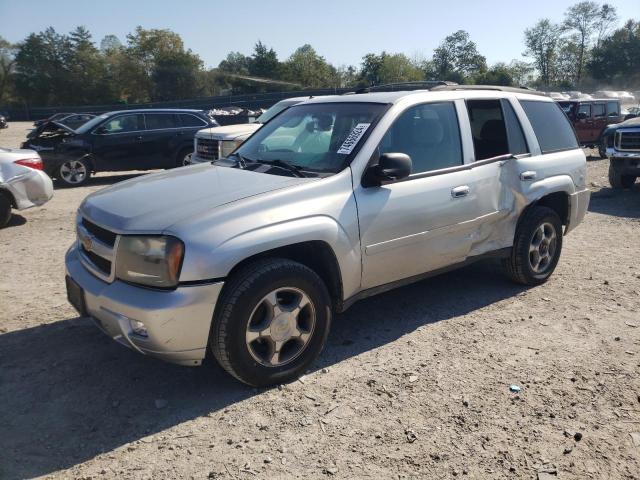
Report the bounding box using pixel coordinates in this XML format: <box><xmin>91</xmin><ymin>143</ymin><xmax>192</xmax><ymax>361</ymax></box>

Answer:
<box><xmin>81</xmin><ymin>245</ymin><xmax>112</xmax><ymax>275</ymax></box>
<box><xmin>196</xmin><ymin>138</ymin><xmax>220</xmax><ymax>160</ymax></box>
<box><xmin>82</xmin><ymin>218</ymin><xmax>117</xmax><ymax>247</ymax></box>
<box><xmin>618</xmin><ymin>131</ymin><xmax>640</xmax><ymax>151</ymax></box>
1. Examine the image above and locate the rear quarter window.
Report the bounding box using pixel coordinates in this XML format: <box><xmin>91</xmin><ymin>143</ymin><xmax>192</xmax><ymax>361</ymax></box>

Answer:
<box><xmin>520</xmin><ymin>100</ymin><xmax>579</xmax><ymax>154</ymax></box>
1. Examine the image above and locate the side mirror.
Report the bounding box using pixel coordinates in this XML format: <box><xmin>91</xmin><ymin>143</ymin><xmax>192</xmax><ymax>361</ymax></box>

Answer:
<box><xmin>363</xmin><ymin>153</ymin><xmax>412</xmax><ymax>187</ymax></box>
<box><xmin>577</xmin><ymin>112</ymin><xmax>588</xmax><ymax>120</ymax></box>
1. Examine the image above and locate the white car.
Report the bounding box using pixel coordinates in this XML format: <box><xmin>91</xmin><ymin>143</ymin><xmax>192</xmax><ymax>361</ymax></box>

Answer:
<box><xmin>191</xmin><ymin>97</ymin><xmax>311</xmax><ymax>164</ymax></box>
<box><xmin>0</xmin><ymin>148</ymin><xmax>54</xmax><ymax>227</ymax></box>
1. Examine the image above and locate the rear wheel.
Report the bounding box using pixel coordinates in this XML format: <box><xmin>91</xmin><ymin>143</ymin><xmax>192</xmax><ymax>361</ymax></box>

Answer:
<box><xmin>0</xmin><ymin>192</ymin><xmax>12</xmax><ymax>228</ymax></box>
<box><xmin>210</xmin><ymin>258</ymin><xmax>332</xmax><ymax>387</ymax></box>
<box><xmin>503</xmin><ymin>206</ymin><xmax>563</xmax><ymax>286</ymax></box>
<box><xmin>608</xmin><ymin>161</ymin><xmax>636</xmax><ymax>189</ymax></box>
<box><xmin>57</xmin><ymin>157</ymin><xmax>90</xmax><ymax>187</ymax></box>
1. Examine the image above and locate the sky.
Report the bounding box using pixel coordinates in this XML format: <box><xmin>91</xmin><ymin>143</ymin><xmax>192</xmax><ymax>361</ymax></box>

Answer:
<box><xmin>1</xmin><ymin>0</ymin><xmax>638</xmax><ymax>69</ymax></box>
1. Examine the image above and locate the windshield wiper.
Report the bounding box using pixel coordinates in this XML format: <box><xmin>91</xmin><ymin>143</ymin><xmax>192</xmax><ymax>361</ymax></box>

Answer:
<box><xmin>257</xmin><ymin>159</ymin><xmax>308</xmax><ymax>178</ymax></box>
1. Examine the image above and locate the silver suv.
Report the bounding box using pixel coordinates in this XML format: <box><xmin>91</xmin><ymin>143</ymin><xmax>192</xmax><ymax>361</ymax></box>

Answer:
<box><xmin>65</xmin><ymin>86</ymin><xmax>590</xmax><ymax>386</ymax></box>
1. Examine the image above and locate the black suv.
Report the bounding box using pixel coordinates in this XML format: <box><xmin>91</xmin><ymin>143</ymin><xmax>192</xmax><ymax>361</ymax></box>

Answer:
<box><xmin>22</xmin><ymin>109</ymin><xmax>218</xmax><ymax>187</ymax></box>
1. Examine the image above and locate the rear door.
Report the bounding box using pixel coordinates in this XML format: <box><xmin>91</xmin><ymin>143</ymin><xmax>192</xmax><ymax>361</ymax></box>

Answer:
<box><xmin>143</xmin><ymin>113</ymin><xmax>182</xmax><ymax>168</ymax></box>
<box><xmin>91</xmin><ymin>113</ymin><xmax>146</xmax><ymax>171</ymax></box>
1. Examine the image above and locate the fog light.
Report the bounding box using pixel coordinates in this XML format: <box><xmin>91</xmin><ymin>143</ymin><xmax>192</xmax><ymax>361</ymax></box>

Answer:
<box><xmin>129</xmin><ymin>319</ymin><xmax>148</xmax><ymax>337</ymax></box>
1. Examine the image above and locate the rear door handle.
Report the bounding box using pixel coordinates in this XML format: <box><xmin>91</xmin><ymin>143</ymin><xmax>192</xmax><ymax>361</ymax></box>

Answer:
<box><xmin>135</xmin><ymin>135</ymin><xmax>143</xmax><ymax>141</ymax></box>
<box><xmin>451</xmin><ymin>185</ymin><xmax>470</xmax><ymax>198</ymax></box>
<box><xmin>520</xmin><ymin>171</ymin><xmax>537</xmax><ymax>181</ymax></box>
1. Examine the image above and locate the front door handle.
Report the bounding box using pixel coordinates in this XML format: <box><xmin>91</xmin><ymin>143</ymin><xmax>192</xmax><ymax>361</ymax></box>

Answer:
<box><xmin>451</xmin><ymin>185</ymin><xmax>470</xmax><ymax>198</ymax></box>
<box><xmin>520</xmin><ymin>171</ymin><xmax>537</xmax><ymax>181</ymax></box>
<box><xmin>135</xmin><ymin>135</ymin><xmax>143</xmax><ymax>141</ymax></box>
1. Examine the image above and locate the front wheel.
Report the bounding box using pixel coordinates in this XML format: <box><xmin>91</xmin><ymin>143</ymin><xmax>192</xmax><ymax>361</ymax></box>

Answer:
<box><xmin>608</xmin><ymin>161</ymin><xmax>636</xmax><ymax>189</ymax></box>
<box><xmin>57</xmin><ymin>157</ymin><xmax>91</xmax><ymax>187</ymax></box>
<box><xmin>210</xmin><ymin>258</ymin><xmax>332</xmax><ymax>387</ymax></box>
<box><xmin>175</xmin><ymin>147</ymin><xmax>193</xmax><ymax>167</ymax></box>
<box><xmin>503</xmin><ymin>206</ymin><xmax>563</xmax><ymax>286</ymax></box>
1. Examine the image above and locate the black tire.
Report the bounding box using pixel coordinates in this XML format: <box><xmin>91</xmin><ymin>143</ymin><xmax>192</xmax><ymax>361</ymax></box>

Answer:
<box><xmin>57</xmin><ymin>157</ymin><xmax>91</xmax><ymax>187</ymax></box>
<box><xmin>175</xmin><ymin>147</ymin><xmax>193</xmax><ymax>167</ymax></box>
<box><xmin>598</xmin><ymin>142</ymin><xmax>606</xmax><ymax>159</ymax></box>
<box><xmin>608</xmin><ymin>161</ymin><xmax>635</xmax><ymax>189</ymax></box>
<box><xmin>0</xmin><ymin>192</ymin><xmax>12</xmax><ymax>228</ymax></box>
<box><xmin>503</xmin><ymin>206</ymin><xmax>563</xmax><ymax>286</ymax></box>
<box><xmin>210</xmin><ymin>258</ymin><xmax>332</xmax><ymax>387</ymax></box>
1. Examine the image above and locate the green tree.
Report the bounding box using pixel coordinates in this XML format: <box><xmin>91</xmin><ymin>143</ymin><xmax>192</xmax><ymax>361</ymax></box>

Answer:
<box><xmin>0</xmin><ymin>36</ymin><xmax>17</xmax><ymax>105</ymax></box>
<box><xmin>588</xmin><ymin>20</ymin><xmax>640</xmax><ymax>85</ymax></box>
<box><xmin>283</xmin><ymin>44</ymin><xmax>338</xmax><ymax>88</ymax></box>
<box><xmin>249</xmin><ymin>41</ymin><xmax>280</xmax><ymax>79</ymax></box>
<box><xmin>218</xmin><ymin>52</ymin><xmax>251</xmax><ymax>75</ymax></box>
<box><xmin>473</xmin><ymin>63</ymin><xmax>514</xmax><ymax>86</ymax></box>
<box><xmin>432</xmin><ymin>30</ymin><xmax>487</xmax><ymax>82</ymax></box>
<box><xmin>523</xmin><ymin>19</ymin><xmax>562</xmax><ymax>86</ymax></box>
<box><xmin>563</xmin><ymin>1</ymin><xmax>608</xmax><ymax>83</ymax></box>
<box><xmin>378</xmin><ymin>53</ymin><xmax>423</xmax><ymax>83</ymax></box>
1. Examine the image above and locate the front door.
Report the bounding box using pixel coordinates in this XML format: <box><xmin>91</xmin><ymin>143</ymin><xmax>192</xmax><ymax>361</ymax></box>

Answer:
<box><xmin>354</xmin><ymin>101</ymin><xmax>479</xmax><ymax>289</ymax></box>
<box><xmin>91</xmin><ymin>113</ymin><xmax>147</xmax><ymax>171</ymax></box>
<box><xmin>574</xmin><ymin>103</ymin><xmax>593</xmax><ymax>144</ymax></box>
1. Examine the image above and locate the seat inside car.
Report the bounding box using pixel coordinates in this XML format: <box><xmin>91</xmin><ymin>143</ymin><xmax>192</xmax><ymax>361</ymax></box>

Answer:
<box><xmin>474</xmin><ymin>118</ymin><xmax>508</xmax><ymax>160</ymax></box>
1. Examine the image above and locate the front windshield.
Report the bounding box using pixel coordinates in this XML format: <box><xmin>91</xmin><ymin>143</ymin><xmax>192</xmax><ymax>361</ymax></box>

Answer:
<box><xmin>236</xmin><ymin>102</ymin><xmax>386</xmax><ymax>174</ymax></box>
<box><xmin>255</xmin><ymin>99</ymin><xmax>299</xmax><ymax>124</ymax></box>
<box><xmin>74</xmin><ymin>114</ymin><xmax>110</xmax><ymax>134</ymax></box>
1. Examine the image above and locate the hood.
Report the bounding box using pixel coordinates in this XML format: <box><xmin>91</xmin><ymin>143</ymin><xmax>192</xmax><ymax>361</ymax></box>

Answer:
<box><xmin>80</xmin><ymin>163</ymin><xmax>312</xmax><ymax>232</ymax></box>
<box><xmin>606</xmin><ymin>117</ymin><xmax>640</xmax><ymax>133</ymax></box>
<box><xmin>195</xmin><ymin>123</ymin><xmax>261</xmax><ymax>141</ymax></box>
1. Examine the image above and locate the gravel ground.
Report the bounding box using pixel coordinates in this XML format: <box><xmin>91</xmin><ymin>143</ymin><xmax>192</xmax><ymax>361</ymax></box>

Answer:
<box><xmin>1</xmin><ymin>122</ymin><xmax>639</xmax><ymax>480</ymax></box>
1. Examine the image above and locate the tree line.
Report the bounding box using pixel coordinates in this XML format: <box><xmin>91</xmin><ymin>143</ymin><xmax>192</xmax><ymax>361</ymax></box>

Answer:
<box><xmin>0</xmin><ymin>1</ymin><xmax>637</xmax><ymax>109</ymax></box>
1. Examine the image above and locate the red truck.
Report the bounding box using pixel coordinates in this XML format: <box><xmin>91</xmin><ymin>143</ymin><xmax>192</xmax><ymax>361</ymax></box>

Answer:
<box><xmin>558</xmin><ymin>99</ymin><xmax>624</xmax><ymax>157</ymax></box>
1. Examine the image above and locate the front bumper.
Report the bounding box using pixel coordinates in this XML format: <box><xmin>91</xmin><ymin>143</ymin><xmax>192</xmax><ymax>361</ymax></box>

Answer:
<box><xmin>566</xmin><ymin>188</ymin><xmax>590</xmax><ymax>235</ymax></box>
<box><xmin>3</xmin><ymin>169</ymin><xmax>54</xmax><ymax>210</ymax></box>
<box><xmin>65</xmin><ymin>244</ymin><xmax>223</xmax><ymax>366</ymax></box>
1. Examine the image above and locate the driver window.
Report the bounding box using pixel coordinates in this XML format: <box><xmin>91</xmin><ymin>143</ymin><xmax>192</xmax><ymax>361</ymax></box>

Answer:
<box><xmin>578</xmin><ymin>104</ymin><xmax>591</xmax><ymax>118</ymax></box>
<box><xmin>101</xmin><ymin>114</ymin><xmax>143</xmax><ymax>134</ymax></box>
<box><xmin>379</xmin><ymin>102</ymin><xmax>462</xmax><ymax>174</ymax></box>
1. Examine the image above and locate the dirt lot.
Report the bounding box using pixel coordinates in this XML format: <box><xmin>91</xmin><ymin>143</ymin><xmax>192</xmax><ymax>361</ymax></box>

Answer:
<box><xmin>1</xmin><ymin>121</ymin><xmax>639</xmax><ymax>480</ymax></box>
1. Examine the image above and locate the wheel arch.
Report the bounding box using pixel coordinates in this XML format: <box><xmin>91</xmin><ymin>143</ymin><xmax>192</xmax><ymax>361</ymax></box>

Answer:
<box><xmin>222</xmin><ymin>240</ymin><xmax>345</xmax><ymax>313</ymax></box>
<box><xmin>0</xmin><ymin>187</ymin><xmax>17</xmax><ymax>209</ymax></box>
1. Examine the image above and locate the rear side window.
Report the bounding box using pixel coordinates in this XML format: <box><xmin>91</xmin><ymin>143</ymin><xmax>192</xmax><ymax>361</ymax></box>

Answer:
<box><xmin>466</xmin><ymin>99</ymin><xmax>509</xmax><ymax>160</ymax></box>
<box><xmin>179</xmin><ymin>114</ymin><xmax>207</xmax><ymax>127</ymax></box>
<box><xmin>520</xmin><ymin>100</ymin><xmax>579</xmax><ymax>153</ymax></box>
<box><xmin>145</xmin><ymin>113</ymin><xmax>178</xmax><ymax>130</ymax></box>
<box><xmin>606</xmin><ymin>102</ymin><xmax>619</xmax><ymax>116</ymax></box>
<box><xmin>592</xmin><ymin>104</ymin><xmax>605</xmax><ymax>118</ymax></box>
<box><xmin>378</xmin><ymin>102</ymin><xmax>462</xmax><ymax>174</ymax></box>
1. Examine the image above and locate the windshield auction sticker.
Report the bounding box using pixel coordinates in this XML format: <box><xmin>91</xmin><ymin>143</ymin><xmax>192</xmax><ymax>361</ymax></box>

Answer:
<box><xmin>337</xmin><ymin>123</ymin><xmax>371</xmax><ymax>155</ymax></box>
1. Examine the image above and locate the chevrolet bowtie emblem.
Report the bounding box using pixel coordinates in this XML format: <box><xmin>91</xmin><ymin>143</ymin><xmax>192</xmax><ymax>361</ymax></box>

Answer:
<box><xmin>82</xmin><ymin>233</ymin><xmax>93</xmax><ymax>252</ymax></box>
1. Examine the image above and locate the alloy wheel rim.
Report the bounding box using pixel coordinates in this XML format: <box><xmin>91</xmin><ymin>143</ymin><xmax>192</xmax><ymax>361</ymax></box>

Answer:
<box><xmin>245</xmin><ymin>287</ymin><xmax>316</xmax><ymax>367</ymax></box>
<box><xmin>60</xmin><ymin>160</ymin><xmax>87</xmax><ymax>184</ymax></box>
<box><xmin>529</xmin><ymin>222</ymin><xmax>557</xmax><ymax>274</ymax></box>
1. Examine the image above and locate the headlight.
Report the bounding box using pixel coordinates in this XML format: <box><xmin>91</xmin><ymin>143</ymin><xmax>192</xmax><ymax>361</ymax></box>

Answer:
<box><xmin>115</xmin><ymin>236</ymin><xmax>184</xmax><ymax>288</ymax></box>
<box><xmin>220</xmin><ymin>139</ymin><xmax>244</xmax><ymax>158</ymax></box>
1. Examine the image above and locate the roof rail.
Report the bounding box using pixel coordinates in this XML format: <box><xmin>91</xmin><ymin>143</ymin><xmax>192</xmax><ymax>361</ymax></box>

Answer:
<box><xmin>350</xmin><ymin>80</ymin><xmax>458</xmax><ymax>95</ymax></box>
<box><xmin>429</xmin><ymin>84</ymin><xmax>546</xmax><ymax>96</ymax></box>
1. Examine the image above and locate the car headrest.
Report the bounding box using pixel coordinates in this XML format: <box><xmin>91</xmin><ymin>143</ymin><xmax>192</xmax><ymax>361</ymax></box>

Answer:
<box><xmin>412</xmin><ymin>118</ymin><xmax>444</xmax><ymax>145</ymax></box>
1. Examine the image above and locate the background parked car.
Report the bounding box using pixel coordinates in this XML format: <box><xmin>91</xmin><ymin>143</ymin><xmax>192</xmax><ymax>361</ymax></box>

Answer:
<box><xmin>558</xmin><ymin>98</ymin><xmax>624</xmax><ymax>157</ymax></box>
<box><xmin>22</xmin><ymin>109</ymin><xmax>218</xmax><ymax>187</ymax></box>
<box><xmin>191</xmin><ymin>97</ymin><xmax>310</xmax><ymax>164</ymax></box>
<box><xmin>0</xmin><ymin>147</ymin><xmax>54</xmax><ymax>227</ymax></box>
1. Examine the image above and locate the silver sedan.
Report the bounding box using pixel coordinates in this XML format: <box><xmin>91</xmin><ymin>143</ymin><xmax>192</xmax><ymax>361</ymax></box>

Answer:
<box><xmin>0</xmin><ymin>147</ymin><xmax>54</xmax><ymax>227</ymax></box>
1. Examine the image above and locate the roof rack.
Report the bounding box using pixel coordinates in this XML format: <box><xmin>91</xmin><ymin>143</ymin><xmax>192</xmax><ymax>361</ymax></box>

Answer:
<box><xmin>429</xmin><ymin>85</ymin><xmax>546</xmax><ymax>96</ymax></box>
<box><xmin>350</xmin><ymin>80</ymin><xmax>458</xmax><ymax>95</ymax></box>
